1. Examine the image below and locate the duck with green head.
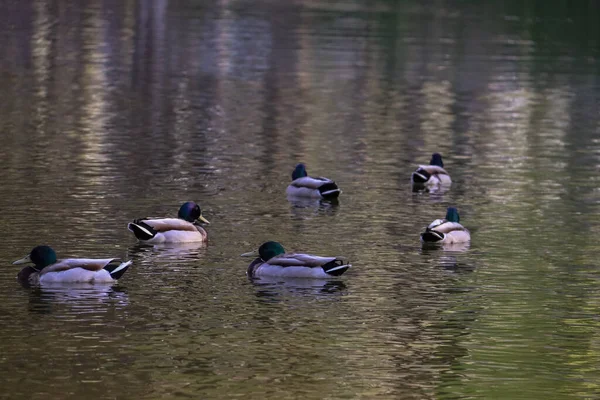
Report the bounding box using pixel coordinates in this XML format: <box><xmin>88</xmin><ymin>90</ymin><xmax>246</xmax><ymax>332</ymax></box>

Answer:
<box><xmin>13</xmin><ymin>245</ymin><xmax>132</xmax><ymax>285</ymax></box>
<box><xmin>421</xmin><ymin>207</ymin><xmax>470</xmax><ymax>244</ymax></box>
<box><xmin>286</xmin><ymin>163</ymin><xmax>341</xmax><ymax>199</ymax></box>
<box><xmin>411</xmin><ymin>153</ymin><xmax>452</xmax><ymax>186</ymax></box>
<box><xmin>242</xmin><ymin>241</ymin><xmax>351</xmax><ymax>278</ymax></box>
<box><xmin>127</xmin><ymin>201</ymin><xmax>210</xmax><ymax>244</ymax></box>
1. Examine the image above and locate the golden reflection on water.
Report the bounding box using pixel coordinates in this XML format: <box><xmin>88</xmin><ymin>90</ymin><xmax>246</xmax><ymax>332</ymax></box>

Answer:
<box><xmin>81</xmin><ymin>4</ymin><xmax>109</xmax><ymax>167</ymax></box>
<box><xmin>32</xmin><ymin>0</ymin><xmax>51</xmax><ymax>133</ymax></box>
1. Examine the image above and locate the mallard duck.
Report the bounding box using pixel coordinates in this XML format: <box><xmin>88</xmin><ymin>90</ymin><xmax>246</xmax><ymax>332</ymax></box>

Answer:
<box><xmin>286</xmin><ymin>163</ymin><xmax>341</xmax><ymax>199</ymax></box>
<box><xmin>241</xmin><ymin>241</ymin><xmax>351</xmax><ymax>278</ymax></box>
<box><xmin>421</xmin><ymin>207</ymin><xmax>470</xmax><ymax>244</ymax></box>
<box><xmin>411</xmin><ymin>153</ymin><xmax>452</xmax><ymax>186</ymax></box>
<box><xmin>13</xmin><ymin>245</ymin><xmax>132</xmax><ymax>285</ymax></box>
<box><xmin>127</xmin><ymin>201</ymin><xmax>210</xmax><ymax>244</ymax></box>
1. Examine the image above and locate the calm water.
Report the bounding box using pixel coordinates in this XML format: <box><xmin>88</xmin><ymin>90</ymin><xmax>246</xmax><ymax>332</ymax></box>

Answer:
<box><xmin>1</xmin><ymin>0</ymin><xmax>600</xmax><ymax>399</ymax></box>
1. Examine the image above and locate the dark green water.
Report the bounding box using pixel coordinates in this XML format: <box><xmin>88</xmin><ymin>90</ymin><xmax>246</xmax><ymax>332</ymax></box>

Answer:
<box><xmin>1</xmin><ymin>0</ymin><xmax>599</xmax><ymax>399</ymax></box>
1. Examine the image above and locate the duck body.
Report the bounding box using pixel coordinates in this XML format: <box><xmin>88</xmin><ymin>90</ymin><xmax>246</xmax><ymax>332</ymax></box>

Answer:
<box><xmin>421</xmin><ymin>220</ymin><xmax>470</xmax><ymax>243</ymax></box>
<box><xmin>243</xmin><ymin>242</ymin><xmax>350</xmax><ymax>278</ymax></box>
<box><xmin>128</xmin><ymin>218</ymin><xmax>207</xmax><ymax>244</ymax></box>
<box><xmin>411</xmin><ymin>165</ymin><xmax>452</xmax><ymax>186</ymax></box>
<box><xmin>128</xmin><ymin>201</ymin><xmax>210</xmax><ymax>244</ymax></box>
<box><xmin>286</xmin><ymin>164</ymin><xmax>341</xmax><ymax>199</ymax></box>
<box><xmin>21</xmin><ymin>258</ymin><xmax>132</xmax><ymax>284</ymax></box>
<box><xmin>411</xmin><ymin>153</ymin><xmax>452</xmax><ymax>186</ymax></box>
<box><xmin>13</xmin><ymin>246</ymin><xmax>132</xmax><ymax>286</ymax></box>
<box><xmin>421</xmin><ymin>207</ymin><xmax>470</xmax><ymax>244</ymax></box>
<box><xmin>248</xmin><ymin>253</ymin><xmax>350</xmax><ymax>278</ymax></box>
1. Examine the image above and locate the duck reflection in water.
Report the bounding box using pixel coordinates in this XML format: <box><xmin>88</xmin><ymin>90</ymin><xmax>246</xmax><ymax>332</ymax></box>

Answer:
<box><xmin>421</xmin><ymin>241</ymin><xmax>470</xmax><ymax>253</ymax></box>
<box><xmin>128</xmin><ymin>241</ymin><xmax>207</xmax><ymax>263</ymax></box>
<box><xmin>421</xmin><ymin>241</ymin><xmax>474</xmax><ymax>273</ymax></box>
<box><xmin>411</xmin><ymin>181</ymin><xmax>451</xmax><ymax>196</ymax></box>
<box><xmin>287</xmin><ymin>195</ymin><xmax>339</xmax><ymax>218</ymax></box>
<box><xmin>25</xmin><ymin>283</ymin><xmax>129</xmax><ymax>314</ymax></box>
<box><xmin>251</xmin><ymin>276</ymin><xmax>347</xmax><ymax>303</ymax></box>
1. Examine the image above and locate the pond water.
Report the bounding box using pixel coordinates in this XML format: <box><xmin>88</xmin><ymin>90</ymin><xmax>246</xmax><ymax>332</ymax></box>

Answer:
<box><xmin>1</xmin><ymin>0</ymin><xmax>600</xmax><ymax>399</ymax></box>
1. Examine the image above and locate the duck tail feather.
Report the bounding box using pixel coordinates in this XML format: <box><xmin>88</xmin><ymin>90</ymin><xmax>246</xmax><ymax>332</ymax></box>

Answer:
<box><xmin>319</xmin><ymin>182</ymin><xmax>341</xmax><ymax>199</ymax></box>
<box><xmin>104</xmin><ymin>260</ymin><xmax>132</xmax><ymax>280</ymax></box>
<box><xmin>322</xmin><ymin>259</ymin><xmax>350</xmax><ymax>276</ymax></box>
<box><xmin>421</xmin><ymin>230</ymin><xmax>445</xmax><ymax>242</ymax></box>
<box><xmin>128</xmin><ymin>220</ymin><xmax>157</xmax><ymax>241</ymax></box>
<box><xmin>412</xmin><ymin>168</ymin><xmax>430</xmax><ymax>183</ymax></box>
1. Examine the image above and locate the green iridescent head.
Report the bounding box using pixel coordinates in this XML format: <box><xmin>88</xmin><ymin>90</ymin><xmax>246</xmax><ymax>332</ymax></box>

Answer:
<box><xmin>445</xmin><ymin>207</ymin><xmax>460</xmax><ymax>223</ymax></box>
<box><xmin>13</xmin><ymin>245</ymin><xmax>57</xmax><ymax>271</ymax></box>
<box><xmin>292</xmin><ymin>164</ymin><xmax>308</xmax><ymax>180</ymax></box>
<box><xmin>258</xmin><ymin>241</ymin><xmax>286</xmax><ymax>261</ymax></box>
<box><xmin>178</xmin><ymin>201</ymin><xmax>210</xmax><ymax>224</ymax></box>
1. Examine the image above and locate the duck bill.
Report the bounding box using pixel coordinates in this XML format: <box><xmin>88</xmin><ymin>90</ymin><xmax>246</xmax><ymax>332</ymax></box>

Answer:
<box><xmin>12</xmin><ymin>254</ymin><xmax>32</xmax><ymax>265</ymax></box>
<box><xmin>240</xmin><ymin>250</ymin><xmax>258</xmax><ymax>257</ymax></box>
<box><xmin>198</xmin><ymin>215</ymin><xmax>210</xmax><ymax>225</ymax></box>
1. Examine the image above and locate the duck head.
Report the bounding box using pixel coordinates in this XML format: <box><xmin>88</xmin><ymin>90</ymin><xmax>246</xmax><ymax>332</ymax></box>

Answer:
<box><xmin>430</xmin><ymin>153</ymin><xmax>444</xmax><ymax>168</ymax></box>
<box><xmin>445</xmin><ymin>207</ymin><xmax>460</xmax><ymax>223</ymax></box>
<box><xmin>178</xmin><ymin>201</ymin><xmax>210</xmax><ymax>224</ymax></box>
<box><xmin>13</xmin><ymin>245</ymin><xmax>57</xmax><ymax>271</ymax></box>
<box><xmin>292</xmin><ymin>163</ymin><xmax>308</xmax><ymax>180</ymax></box>
<box><xmin>241</xmin><ymin>241</ymin><xmax>286</xmax><ymax>261</ymax></box>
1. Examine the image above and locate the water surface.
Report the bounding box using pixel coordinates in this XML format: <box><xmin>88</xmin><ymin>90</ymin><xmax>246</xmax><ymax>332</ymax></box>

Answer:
<box><xmin>1</xmin><ymin>1</ymin><xmax>600</xmax><ymax>399</ymax></box>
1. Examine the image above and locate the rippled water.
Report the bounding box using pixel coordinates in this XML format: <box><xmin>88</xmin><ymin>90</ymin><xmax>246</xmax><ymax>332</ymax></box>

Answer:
<box><xmin>1</xmin><ymin>0</ymin><xmax>600</xmax><ymax>399</ymax></box>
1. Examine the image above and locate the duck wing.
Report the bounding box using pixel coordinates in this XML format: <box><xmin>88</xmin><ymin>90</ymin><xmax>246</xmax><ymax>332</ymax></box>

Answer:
<box><xmin>289</xmin><ymin>176</ymin><xmax>333</xmax><ymax>189</ymax></box>
<box><xmin>268</xmin><ymin>253</ymin><xmax>339</xmax><ymax>268</ymax></box>
<box><xmin>427</xmin><ymin>218</ymin><xmax>447</xmax><ymax>230</ymax></box>
<box><xmin>429</xmin><ymin>221</ymin><xmax>466</xmax><ymax>234</ymax></box>
<box><xmin>138</xmin><ymin>218</ymin><xmax>198</xmax><ymax>232</ymax></box>
<box><xmin>418</xmin><ymin>165</ymin><xmax>449</xmax><ymax>175</ymax></box>
<box><xmin>41</xmin><ymin>258</ymin><xmax>122</xmax><ymax>274</ymax></box>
